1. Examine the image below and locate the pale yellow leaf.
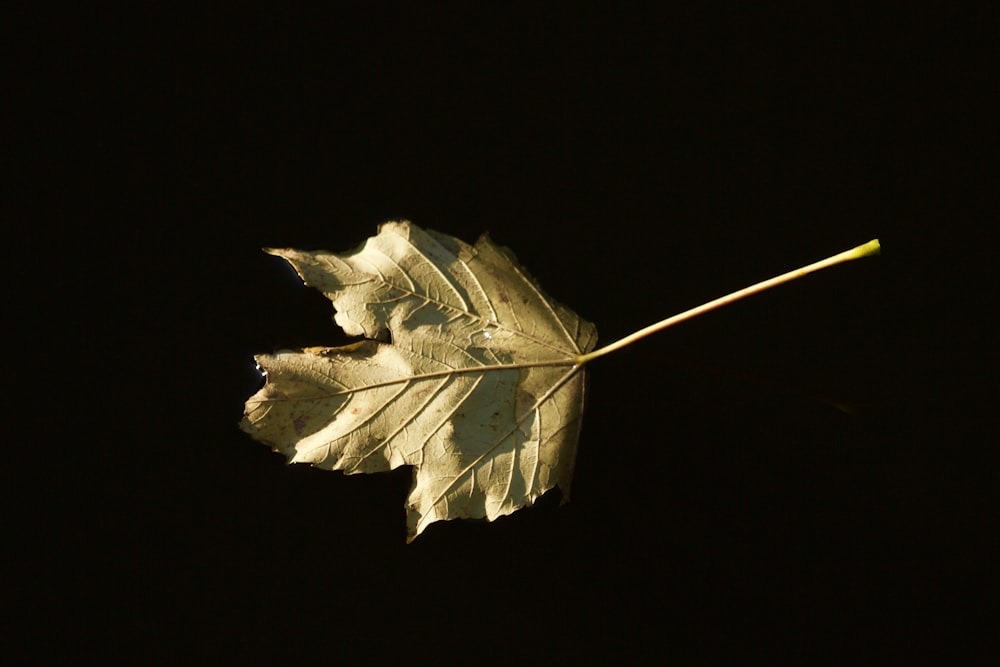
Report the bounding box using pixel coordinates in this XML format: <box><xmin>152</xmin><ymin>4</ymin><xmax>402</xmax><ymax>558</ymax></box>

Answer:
<box><xmin>241</xmin><ymin>221</ymin><xmax>597</xmax><ymax>541</ymax></box>
<box><xmin>243</xmin><ymin>221</ymin><xmax>880</xmax><ymax>540</ymax></box>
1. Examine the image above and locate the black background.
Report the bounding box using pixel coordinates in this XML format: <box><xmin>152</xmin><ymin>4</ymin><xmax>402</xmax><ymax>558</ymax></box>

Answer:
<box><xmin>10</xmin><ymin>2</ymin><xmax>996</xmax><ymax>663</ymax></box>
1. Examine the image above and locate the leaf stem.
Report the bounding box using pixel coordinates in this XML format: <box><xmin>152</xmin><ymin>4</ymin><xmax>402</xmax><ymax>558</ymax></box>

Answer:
<box><xmin>575</xmin><ymin>239</ymin><xmax>880</xmax><ymax>364</ymax></box>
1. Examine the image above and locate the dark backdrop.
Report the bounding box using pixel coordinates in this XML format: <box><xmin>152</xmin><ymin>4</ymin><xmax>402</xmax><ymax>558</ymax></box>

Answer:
<box><xmin>11</xmin><ymin>2</ymin><xmax>995</xmax><ymax>663</ymax></box>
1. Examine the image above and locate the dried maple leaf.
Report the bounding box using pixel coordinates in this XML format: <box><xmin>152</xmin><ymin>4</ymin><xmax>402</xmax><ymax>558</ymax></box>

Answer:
<box><xmin>241</xmin><ymin>220</ymin><xmax>879</xmax><ymax>541</ymax></box>
<box><xmin>242</xmin><ymin>221</ymin><xmax>597</xmax><ymax>540</ymax></box>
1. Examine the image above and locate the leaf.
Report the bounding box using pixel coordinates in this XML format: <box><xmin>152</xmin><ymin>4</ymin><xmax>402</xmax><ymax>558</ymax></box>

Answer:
<box><xmin>241</xmin><ymin>221</ymin><xmax>598</xmax><ymax>541</ymax></box>
<box><xmin>241</xmin><ymin>220</ymin><xmax>881</xmax><ymax>542</ymax></box>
